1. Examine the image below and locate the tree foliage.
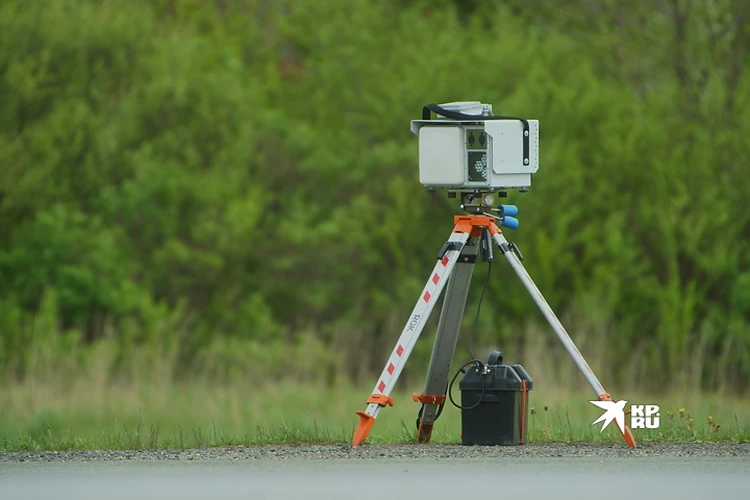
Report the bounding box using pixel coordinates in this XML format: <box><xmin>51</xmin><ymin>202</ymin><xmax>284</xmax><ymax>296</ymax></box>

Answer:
<box><xmin>1</xmin><ymin>0</ymin><xmax>749</xmax><ymax>391</ymax></box>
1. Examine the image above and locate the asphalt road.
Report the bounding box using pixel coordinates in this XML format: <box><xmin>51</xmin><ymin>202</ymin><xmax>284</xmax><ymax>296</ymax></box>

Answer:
<box><xmin>2</xmin><ymin>444</ymin><xmax>749</xmax><ymax>500</ymax></box>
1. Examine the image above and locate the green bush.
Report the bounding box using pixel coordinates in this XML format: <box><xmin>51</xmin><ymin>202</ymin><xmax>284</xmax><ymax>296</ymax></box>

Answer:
<box><xmin>1</xmin><ymin>0</ymin><xmax>749</xmax><ymax>391</ymax></box>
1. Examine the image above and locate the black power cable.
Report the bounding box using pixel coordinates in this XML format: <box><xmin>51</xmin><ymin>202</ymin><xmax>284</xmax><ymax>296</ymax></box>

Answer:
<box><xmin>448</xmin><ymin>359</ymin><xmax>485</xmax><ymax>410</ymax></box>
<box><xmin>448</xmin><ymin>259</ymin><xmax>492</xmax><ymax>410</ymax></box>
<box><xmin>468</xmin><ymin>260</ymin><xmax>491</xmax><ymax>361</ymax></box>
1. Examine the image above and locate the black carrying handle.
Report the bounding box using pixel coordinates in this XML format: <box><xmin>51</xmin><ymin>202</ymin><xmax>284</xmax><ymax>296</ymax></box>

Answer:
<box><xmin>487</xmin><ymin>350</ymin><xmax>503</xmax><ymax>366</ymax></box>
<box><xmin>422</xmin><ymin>103</ymin><xmax>530</xmax><ymax>165</ymax></box>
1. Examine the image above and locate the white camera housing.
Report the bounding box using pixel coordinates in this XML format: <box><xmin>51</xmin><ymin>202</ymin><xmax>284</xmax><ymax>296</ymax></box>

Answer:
<box><xmin>410</xmin><ymin>102</ymin><xmax>539</xmax><ymax>190</ymax></box>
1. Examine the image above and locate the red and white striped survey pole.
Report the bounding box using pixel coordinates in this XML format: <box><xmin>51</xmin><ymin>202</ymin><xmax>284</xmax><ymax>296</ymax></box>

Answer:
<box><xmin>352</xmin><ymin>230</ymin><xmax>470</xmax><ymax>447</ymax></box>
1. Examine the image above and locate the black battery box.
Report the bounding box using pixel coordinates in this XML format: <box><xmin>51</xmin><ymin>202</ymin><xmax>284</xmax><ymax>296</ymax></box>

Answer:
<box><xmin>459</xmin><ymin>351</ymin><xmax>533</xmax><ymax>445</ymax></box>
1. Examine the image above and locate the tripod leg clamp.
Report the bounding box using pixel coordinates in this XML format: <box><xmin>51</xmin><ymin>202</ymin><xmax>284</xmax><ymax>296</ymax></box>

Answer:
<box><xmin>412</xmin><ymin>393</ymin><xmax>446</xmax><ymax>405</ymax></box>
<box><xmin>498</xmin><ymin>241</ymin><xmax>524</xmax><ymax>261</ymax></box>
<box><xmin>367</xmin><ymin>394</ymin><xmax>394</xmax><ymax>407</ymax></box>
<box><xmin>437</xmin><ymin>241</ymin><xmax>464</xmax><ymax>260</ymax></box>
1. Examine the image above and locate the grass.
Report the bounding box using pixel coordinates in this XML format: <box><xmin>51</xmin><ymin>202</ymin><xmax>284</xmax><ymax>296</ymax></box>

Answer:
<box><xmin>1</xmin><ymin>375</ymin><xmax>749</xmax><ymax>451</ymax></box>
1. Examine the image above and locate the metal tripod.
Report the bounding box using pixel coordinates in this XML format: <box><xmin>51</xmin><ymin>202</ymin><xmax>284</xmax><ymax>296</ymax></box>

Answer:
<box><xmin>352</xmin><ymin>214</ymin><xmax>636</xmax><ymax>448</ymax></box>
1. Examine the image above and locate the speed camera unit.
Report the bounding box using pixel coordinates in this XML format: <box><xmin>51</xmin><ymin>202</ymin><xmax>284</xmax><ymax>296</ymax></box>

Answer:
<box><xmin>410</xmin><ymin>102</ymin><xmax>539</xmax><ymax>191</ymax></box>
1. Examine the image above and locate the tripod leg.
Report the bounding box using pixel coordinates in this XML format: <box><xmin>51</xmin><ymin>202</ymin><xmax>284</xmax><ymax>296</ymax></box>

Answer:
<box><xmin>492</xmin><ymin>230</ymin><xmax>637</xmax><ymax>448</ymax></box>
<box><xmin>415</xmin><ymin>242</ymin><xmax>477</xmax><ymax>443</ymax></box>
<box><xmin>352</xmin><ymin>231</ymin><xmax>471</xmax><ymax>446</ymax></box>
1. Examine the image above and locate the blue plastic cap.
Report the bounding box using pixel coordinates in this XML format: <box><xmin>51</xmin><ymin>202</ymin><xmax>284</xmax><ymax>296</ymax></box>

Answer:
<box><xmin>498</xmin><ymin>204</ymin><xmax>519</xmax><ymax>216</ymax></box>
<box><xmin>501</xmin><ymin>216</ymin><xmax>519</xmax><ymax>229</ymax></box>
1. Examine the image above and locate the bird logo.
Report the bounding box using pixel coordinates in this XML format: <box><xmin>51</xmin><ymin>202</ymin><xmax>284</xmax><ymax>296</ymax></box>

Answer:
<box><xmin>589</xmin><ymin>400</ymin><xmax>628</xmax><ymax>434</ymax></box>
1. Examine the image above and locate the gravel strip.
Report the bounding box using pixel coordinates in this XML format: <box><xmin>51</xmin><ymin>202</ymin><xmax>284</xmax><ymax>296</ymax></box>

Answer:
<box><xmin>2</xmin><ymin>442</ymin><xmax>748</xmax><ymax>463</ymax></box>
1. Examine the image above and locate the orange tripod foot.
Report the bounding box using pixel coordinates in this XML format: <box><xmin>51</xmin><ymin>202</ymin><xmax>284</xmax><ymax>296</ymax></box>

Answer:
<box><xmin>417</xmin><ymin>423</ymin><xmax>434</xmax><ymax>443</ymax></box>
<box><xmin>352</xmin><ymin>394</ymin><xmax>394</xmax><ymax>446</ymax></box>
<box><xmin>352</xmin><ymin>411</ymin><xmax>374</xmax><ymax>446</ymax></box>
<box><xmin>598</xmin><ymin>393</ymin><xmax>637</xmax><ymax>448</ymax></box>
<box><xmin>619</xmin><ymin>424</ymin><xmax>637</xmax><ymax>449</ymax></box>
